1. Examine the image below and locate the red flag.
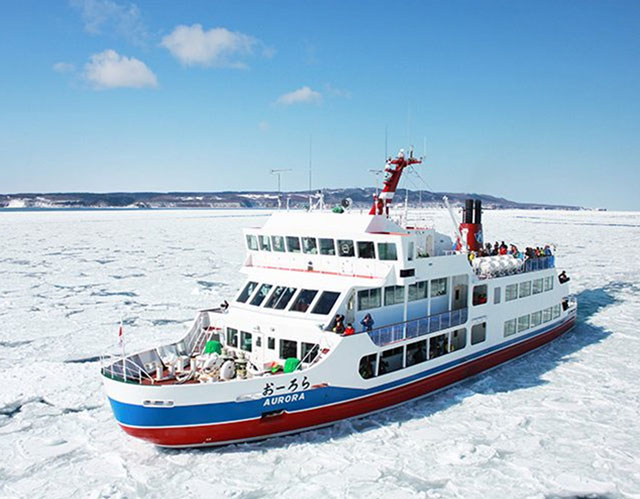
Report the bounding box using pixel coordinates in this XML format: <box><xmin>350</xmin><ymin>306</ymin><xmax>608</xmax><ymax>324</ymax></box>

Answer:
<box><xmin>118</xmin><ymin>324</ymin><xmax>124</xmax><ymax>347</ymax></box>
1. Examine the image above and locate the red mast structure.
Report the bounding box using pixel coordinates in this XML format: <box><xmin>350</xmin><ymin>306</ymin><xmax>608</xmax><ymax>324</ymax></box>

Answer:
<box><xmin>369</xmin><ymin>149</ymin><xmax>422</xmax><ymax>216</ymax></box>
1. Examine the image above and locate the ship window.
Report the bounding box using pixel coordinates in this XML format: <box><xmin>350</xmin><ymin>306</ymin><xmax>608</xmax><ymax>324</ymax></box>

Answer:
<box><xmin>280</xmin><ymin>339</ymin><xmax>297</xmax><ymax>359</ymax></box>
<box><xmin>517</xmin><ymin>314</ymin><xmax>530</xmax><ymax>332</ymax></box>
<box><xmin>237</xmin><ymin>281</ymin><xmax>259</xmax><ymax>303</ymax></box>
<box><xmin>302</xmin><ymin>237</ymin><xmax>318</xmax><ymax>254</ymax></box>
<box><xmin>471</xmin><ymin>322</ymin><xmax>487</xmax><ymax>344</ymax></box>
<box><xmin>384</xmin><ymin>285</ymin><xmax>404</xmax><ymax>306</ymax></box>
<box><xmin>290</xmin><ymin>289</ymin><xmax>318</xmax><ymax>313</ymax></box>
<box><xmin>406</xmin><ymin>339</ymin><xmax>427</xmax><ymax>367</ymax></box>
<box><xmin>258</xmin><ymin>235</ymin><xmax>271</xmax><ymax>251</ymax></box>
<box><xmin>311</xmin><ymin>291</ymin><xmax>340</xmax><ymax>315</ymax></box>
<box><xmin>359</xmin><ymin>354</ymin><xmax>377</xmax><ymax>379</ymax></box>
<box><xmin>267</xmin><ymin>337</ymin><xmax>275</xmax><ymax>350</ymax></box>
<box><xmin>519</xmin><ymin>281</ymin><xmax>532</xmax><ymax>298</ymax></box>
<box><xmin>552</xmin><ymin>304</ymin><xmax>561</xmax><ymax>319</ymax></box>
<box><xmin>377</xmin><ymin>242</ymin><xmax>398</xmax><ymax>261</ymax></box>
<box><xmin>543</xmin><ymin>307</ymin><xmax>553</xmax><ymax>322</ymax></box>
<box><xmin>472</xmin><ymin>285</ymin><xmax>488</xmax><ymax>306</ymax></box>
<box><xmin>246</xmin><ymin>235</ymin><xmax>258</xmax><ymax>251</ymax></box>
<box><xmin>227</xmin><ymin>327</ymin><xmax>239</xmax><ymax>348</ymax></box>
<box><xmin>544</xmin><ymin>276</ymin><xmax>554</xmax><ymax>291</ymax></box>
<box><xmin>274</xmin><ymin>287</ymin><xmax>297</xmax><ymax>310</ymax></box>
<box><xmin>408</xmin><ymin>280</ymin><xmax>428</xmax><ymax>301</ymax></box>
<box><xmin>357</xmin><ymin>241</ymin><xmax>375</xmax><ymax>259</ymax></box>
<box><xmin>357</xmin><ymin>288</ymin><xmax>381</xmax><ymax>310</ymax></box>
<box><xmin>255</xmin><ymin>336</ymin><xmax>262</xmax><ymax>348</ymax></box>
<box><xmin>429</xmin><ymin>333</ymin><xmax>450</xmax><ymax>359</ymax></box>
<box><xmin>494</xmin><ymin>287</ymin><xmax>501</xmax><ymax>304</ymax></box>
<box><xmin>337</xmin><ymin>239</ymin><xmax>355</xmax><ymax>257</ymax></box>
<box><xmin>379</xmin><ymin>346</ymin><xmax>404</xmax><ymax>374</ymax></box>
<box><xmin>532</xmin><ymin>278</ymin><xmax>543</xmax><ymax>295</ymax></box>
<box><xmin>531</xmin><ymin>310</ymin><xmax>542</xmax><ymax>327</ymax></box>
<box><xmin>240</xmin><ymin>331</ymin><xmax>252</xmax><ymax>352</ymax></box>
<box><xmin>450</xmin><ymin>328</ymin><xmax>466</xmax><ymax>351</ymax></box>
<box><xmin>271</xmin><ymin>235</ymin><xmax>286</xmax><ymax>252</ymax></box>
<box><xmin>301</xmin><ymin>342</ymin><xmax>319</xmax><ymax>362</ymax></box>
<box><xmin>408</xmin><ymin>242</ymin><xmax>414</xmax><ymax>261</ymax></box>
<box><xmin>286</xmin><ymin>236</ymin><xmax>301</xmax><ymax>253</ymax></box>
<box><xmin>505</xmin><ymin>283</ymin><xmax>518</xmax><ymax>301</ymax></box>
<box><xmin>250</xmin><ymin>284</ymin><xmax>272</xmax><ymax>306</ymax></box>
<box><xmin>319</xmin><ymin>238</ymin><xmax>336</xmax><ymax>256</ymax></box>
<box><xmin>430</xmin><ymin>278</ymin><xmax>447</xmax><ymax>297</ymax></box>
<box><xmin>503</xmin><ymin>319</ymin><xmax>517</xmax><ymax>337</ymax></box>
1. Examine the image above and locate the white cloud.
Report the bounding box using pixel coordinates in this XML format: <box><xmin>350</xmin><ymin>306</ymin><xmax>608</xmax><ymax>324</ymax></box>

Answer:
<box><xmin>161</xmin><ymin>24</ymin><xmax>271</xmax><ymax>68</ymax></box>
<box><xmin>258</xmin><ymin>121</ymin><xmax>270</xmax><ymax>132</ymax></box>
<box><xmin>325</xmin><ymin>83</ymin><xmax>351</xmax><ymax>98</ymax></box>
<box><xmin>276</xmin><ymin>86</ymin><xmax>322</xmax><ymax>106</ymax></box>
<box><xmin>53</xmin><ymin>62</ymin><xmax>75</xmax><ymax>73</ymax></box>
<box><xmin>70</xmin><ymin>0</ymin><xmax>148</xmax><ymax>45</ymax></box>
<box><xmin>84</xmin><ymin>49</ymin><xmax>157</xmax><ymax>89</ymax></box>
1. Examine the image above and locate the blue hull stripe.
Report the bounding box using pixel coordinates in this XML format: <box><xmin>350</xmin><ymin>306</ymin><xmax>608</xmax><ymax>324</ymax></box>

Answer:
<box><xmin>109</xmin><ymin>315</ymin><xmax>574</xmax><ymax>428</ymax></box>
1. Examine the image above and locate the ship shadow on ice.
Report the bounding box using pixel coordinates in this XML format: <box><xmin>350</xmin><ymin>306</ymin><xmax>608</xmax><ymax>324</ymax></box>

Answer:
<box><xmin>160</xmin><ymin>285</ymin><xmax>620</xmax><ymax>455</ymax></box>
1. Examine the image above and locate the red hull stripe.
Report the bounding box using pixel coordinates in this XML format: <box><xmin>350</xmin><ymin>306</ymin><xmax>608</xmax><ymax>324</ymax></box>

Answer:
<box><xmin>120</xmin><ymin>316</ymin><xmax>576</xmax><ymax>447</ymax></box>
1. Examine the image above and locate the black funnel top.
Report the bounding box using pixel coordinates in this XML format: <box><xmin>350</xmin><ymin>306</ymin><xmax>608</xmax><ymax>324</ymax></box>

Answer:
<box><xmin>474</xmin><ymin>199</ymin><xmax>482</xmax><ymax>224</ymax></box>
<box><xmin>464</xmin><ymin>199</ymin><xmax>474</xmax><ymax>224</ymax></box>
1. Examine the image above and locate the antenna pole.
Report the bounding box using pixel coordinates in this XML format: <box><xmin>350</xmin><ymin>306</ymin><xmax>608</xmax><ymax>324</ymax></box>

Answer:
<box><xmin>308</xmin><ymin>135</ymin><xmax>312</xmax><ymax>192</ymax></box>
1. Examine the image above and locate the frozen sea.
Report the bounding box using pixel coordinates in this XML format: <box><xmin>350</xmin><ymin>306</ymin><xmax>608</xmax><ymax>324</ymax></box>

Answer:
<box><xmin>1</xmin><ymin>208</ymin><xmax>639</xmax><ymax>498</ymax></box>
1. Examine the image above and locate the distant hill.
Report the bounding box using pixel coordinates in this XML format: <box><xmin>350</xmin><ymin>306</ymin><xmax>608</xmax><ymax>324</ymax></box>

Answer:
<box><xmin>0</xmin><ymin>188</ymin><xmax>581</xmax><ymax>210</ymax></box>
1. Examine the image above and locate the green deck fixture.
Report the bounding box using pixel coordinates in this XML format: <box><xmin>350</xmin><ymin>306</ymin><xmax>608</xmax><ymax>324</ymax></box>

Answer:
<box><xmin>204</xmin><ymin>340</ymin><xmax>222</xmax><ymax>355</ymax></box>
<box><xmin>283</xmin><ymin>357</ymin><xmax>300</xmax><ymax>373</ymax></box>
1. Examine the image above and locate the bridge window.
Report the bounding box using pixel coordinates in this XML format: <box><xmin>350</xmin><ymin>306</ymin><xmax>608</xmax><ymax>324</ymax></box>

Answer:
<box><xmin>258</xmin><ymin>235</ymin><xmax>271</xmax><ymax>251</ymax></box>
<box><xmin>280</xmin><ymin>339</ymin><xmax>297</xmax><ymax>359</ymax></box>
<box><xmin>544</xmin><ymin>276</ymin><xmax>554</xmax><ymax>291</ymax></box>
<box><xmin>240</xmin><ymin>331</ymin><xmax>252</xmax><ymax>352</ymax></box>
<box><xmin>384</xmin><ymin>285</ymin><xmax>404</xmax><ymax>306</ymax></box>
<box><xmin>357</xmin><ymin>241</ymin><xmax>375</xmax><ymax>259</ymax></box>
<box><xmin>532</xmin><ymin>278</ymin><xmax>543</xmax><ymax>294</ymax></box>
<box><xmin>379</xmin><ymin>346</ymin><xmax>404</xmax><ymax>374</ymax></box>
<box><xmin>471</xmin><ymin>322</ymin><xmax>487</xmax><ymax>344</ymax></box>
<box><xmin>431</xmin><ymin>278</ymin><xmax>447</xmax><ymax>297</ymax></box>
<box><xmin>302</xmin><ymin>237</ymin><xmax>318</xmax><ymax>254</ymax></box>
<box><xmin>264</xmin><ymin>286</ymin><xmax>297</xmax><ymax>310</ymax></box>
<box><xmin>290</xmin><ymin>289</ymin><xmax>318</xmax><ymax>313</ymax></box>
<box><xmin>472</xmin><ymin>285</ymin><xmax>488</xmax><ymax>306</ymax></box>
<box><xmin>406</xmin><ymin>339</ymin><xmax>427</xmax><ymax>367</ymax></box>
<box><xmin>408</xmin><ymin>280</ymin><xmax>428</xmax><ymax>301</ymax></box>
<box><xmin>246</xmin><ymin>235</ymin><xmax>258</xmax><ymax>251</ymax></box>
<box><xmin>337</xmin><ymin>239</ymin><xmax>355</xmax><ymax>257</ymax></box>
<box><xmin>319</xmin><ymin>238</ymin><xmax>336</xmax><ymax>255</ymax></box>
<box><xmin>543</xmin><ymin>307</ymin><xmax>553</xmax><ymax>322</ymax></box>
<box><xmin>504</xmin><ymin>319</ymin><xmax>517</xmax><ymax>337</ymax></box>
<box><xmin>519</xmin><ymin>281</ymin><xmax>532</xmax><ymax>298</ymax></box>
<box><xmin>378</xmin><ymin>242</ymin><xmax>398</xmax><ymax>261</ymax></box>
<box><xmin>505</xmin><ymin>283</ymin><xmax>518</xmax><ymax>301</ymax></box>
<box><xmin>250</xmin><ymin>284</ymin><xmax>272</xmax><ymax>306</ymax></box>
<box><xmin>517</xmin><ymin>314</ymin><xmax>530</xmax><ymax>332</ymax></box>
<box><xmin>531</xmin><ymin>310</ymin><xmax>542</xmax><ymax>327</ymax></box>
<box><xmin>359</xmin><ymin>354</ymin><xmax>377</xmax><ymax>379</ymax></box>
<box><xmin>358</xmin><ymin>288</ymin><xmax>381</xmax><ymax>310</ymax></box>
<box><xmin>429</xmin><ymin>333</ymin><xmax>449</xmax><ymax>359</ymax></box>
<box><xmin>450</xmin><ymin>328</ymin><xmax>466</xmax><ymax>351</ymax></box>
<box><xmin>237</xmin><ymin>281</ymin><xmax>258</xmax><ymax>303</ymax></box>
<box><xmin>301</xmin><ymin>342</ymin><xmax>319</xmax><ymax>362</ymax></box>
<box><xmin>311</xmin><ymin>291</ymin><xmax>340</xmax><ymax>315</ymax></box>
<box><xmin>271</xmin><ymin>235</ymin><xmax>285</xmax><ymax>252</ymax></box>
<box><xmin>227</xmin><ymin>328</ymin><xmax>239</xmax><ymax>348</ymax></box>
<box><xmin>286</xmin><ymin>236</ymin><xmax>301</xmax><ymax>253</ymax></box>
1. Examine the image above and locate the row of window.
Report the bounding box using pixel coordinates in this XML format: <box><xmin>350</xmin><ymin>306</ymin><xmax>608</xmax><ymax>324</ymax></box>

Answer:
<box><xmin>246</xmin><ymin>234</ymin><xmax>399</xmax><ymax>261</ymax></box>
<box><xmin>357</xmin><ymin>278</ymin><xmax>448</xmax><ymax>311</ymax></box>
<box><xmin>503</xmin><ymin>304</ymin><xmax>562</xmax><ymax>337</ymax></box>
<box><xmin>359</xmin><ymin>322</ymin><xmax>487</xmax><ymax>379</ymax></box>
<box><xmin>237</xmin><ymin>281</ymin><xmax>340</xmax><ymax>315</ymax></box>
<box><xmin>505</xmin><ymin>276</ymin><xmax>554</xmax><ymax>302</ymax></box>
<box><xmin>226</xmin><ymin>327</ymin><xmax>319</xmax><ymax>361</ymax></box>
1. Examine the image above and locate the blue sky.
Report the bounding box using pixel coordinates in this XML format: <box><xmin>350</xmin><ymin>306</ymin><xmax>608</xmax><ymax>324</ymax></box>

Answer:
<box><xmin>1</xmin><ymin>1</ymin><xmax>639</xmax><ymax>209</ymax></box>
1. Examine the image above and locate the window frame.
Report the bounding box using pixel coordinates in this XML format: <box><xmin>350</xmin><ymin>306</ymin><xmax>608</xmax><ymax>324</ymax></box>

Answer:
<box><xmin>249</xmin><ymin>283</ymin><xmax>273</xmax><ymax>306</ymax></box>
<box><xmin>286</xmin><ymin>236</ymin><xmax>301</xmax><ymax>253</ymax></box>
<box><xmin>271</xmin><ymin>235</ymin><xmax>286</xmax><ymax>252</ymax></box>
<box><xmin>289</xmin><ymin>289</ymin><xmax>319</xmax><ymax>313</ymax></box>
<box><xmin>318</xmin><ymin>238</ymin><xmax>336</xmax><ymax>256</ymax></box>
<box><xmin>311</xmin><ymin>291</ymin><xmax>341</xmax><ymax>315</ymax></box>
<box><xmin>237</xmin><ymin>281</ymin><xmax>259</xmax><ymax>303</ymax></box>
<box><xmin>430</xmin><ymin>278</ymin><xmax>447</xmax><ymax>297</ymax></box>
<box><xmin>258</xmin><ymin>235</ymin><xmax>271</xmax><ymax>251</ymax></box>
<box><xmin>356</xmin><ymin>241</ymin><xmax>376</xmax><ymax>259</ymax></box>
<box><xmin>504</xmin><ymin>319</ymin><xmax>517</xmax><ymax>337</ymax></box>
<box><xmin>337</xmin><ymin>239</ymin><xmax>355</xmax><ymax>257</ymax></box>
<box><xmin>301</xmin><ymin>237</ymin><xmax>318</xmax><ymax>255</ymax></box>
<box><xmin>246</xmin><ymin>235</ymin><xmax>258</xmax><ymax>251</ymax></box>
<box><xmin>505</xmin><ymin>283</ymin><xmax>518</xmax><ymax>301</ymax></box>
<box><xmin>519</xmin><ymin>281</ymin><xmax>532</xmax><ymax>298</ymax></box>
<box><xmin>377</xmin><ymin>242</ymin><xmax>398</xmax><ymax>261</ymax></box>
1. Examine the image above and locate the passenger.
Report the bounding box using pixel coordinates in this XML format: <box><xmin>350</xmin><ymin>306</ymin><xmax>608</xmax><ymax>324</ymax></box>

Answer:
<box><xmin>333</xmin><ymin>319</ymin><xmax>345</xmax><ymax>334</ymax></box>
<box><xmin>344</xmin><ymin>323</ymin><xmax>355</xmax><ymax>336</ymax></box>
<box><xmin>493</xmin><ymin>242</ymin><xmax>499</xmax><ymax>256</ymax></box>
<box><xmin>544</xmin><ymin>245</ymin><xmax>552</xmax><ymax>256</ymax></box>
<box><xmin>220</xmin><ymin>300</ymin><xmax>229</xmax><ymax>311</ymax></box>
<box><xmin>468</xmin><ymin>251</ymin><xmax>475</xmax><ymax>263</ymax></box>
<box><xmin>558</xmin><ymin>270</ymin><xmax>570</xmax><ymax>283</ymax></box>
<box><xmin>361</xmin><ymin>313</ymin><xmax>375</xmax><ymax>331</ymax></box>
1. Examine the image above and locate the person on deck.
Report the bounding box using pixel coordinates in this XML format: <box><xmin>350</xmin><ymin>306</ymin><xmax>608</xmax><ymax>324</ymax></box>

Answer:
<box><xmin>361</xmin><ymin>313</ymin><xmax>375</xmax><ymax>332</ymax></box>
<box><xmin>344</xmin><ymin>323</ymin><xmax>355</xmax><ymax>336</ymax></box>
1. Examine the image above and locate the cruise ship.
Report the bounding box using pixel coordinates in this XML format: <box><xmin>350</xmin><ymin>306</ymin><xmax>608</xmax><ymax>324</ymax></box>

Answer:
<box><xmin>101</xmin><ymin>150</ymin><xmax>577</xmax><ymax>447</ymax></box>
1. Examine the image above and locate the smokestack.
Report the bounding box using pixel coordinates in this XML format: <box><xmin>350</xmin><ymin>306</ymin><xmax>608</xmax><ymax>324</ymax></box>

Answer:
<box><xmin>474</xmin><ymin>199</ymin><xmax>482</xmax><ymax>224</ymax></box>
<box><xmin>464</xmin><ymin>199</ymin><xmax>474</xmax><ymax>224</ymax></box>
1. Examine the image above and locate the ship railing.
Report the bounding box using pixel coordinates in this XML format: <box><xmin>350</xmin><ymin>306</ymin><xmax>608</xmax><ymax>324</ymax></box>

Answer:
<box><xmin>101</xmin><ymin>354</ymin><xmax>155</xmax><ymax>385</ymax></box>
<box><xmin>365</xmin><ymin>308</ymin><xmax>468</xmax><ymax>347</ymax></box>
<box><xmin>474</xmin><ymin>255</ymin><xmax>555</xmax><ymax>279</ymax></box>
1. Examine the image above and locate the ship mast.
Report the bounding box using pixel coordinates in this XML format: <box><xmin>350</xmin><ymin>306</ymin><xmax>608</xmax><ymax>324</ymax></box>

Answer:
<box><xmin>369</xmin><ymin>148</ymin><xmax>422</xmax><ymax>216</ymax></box>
